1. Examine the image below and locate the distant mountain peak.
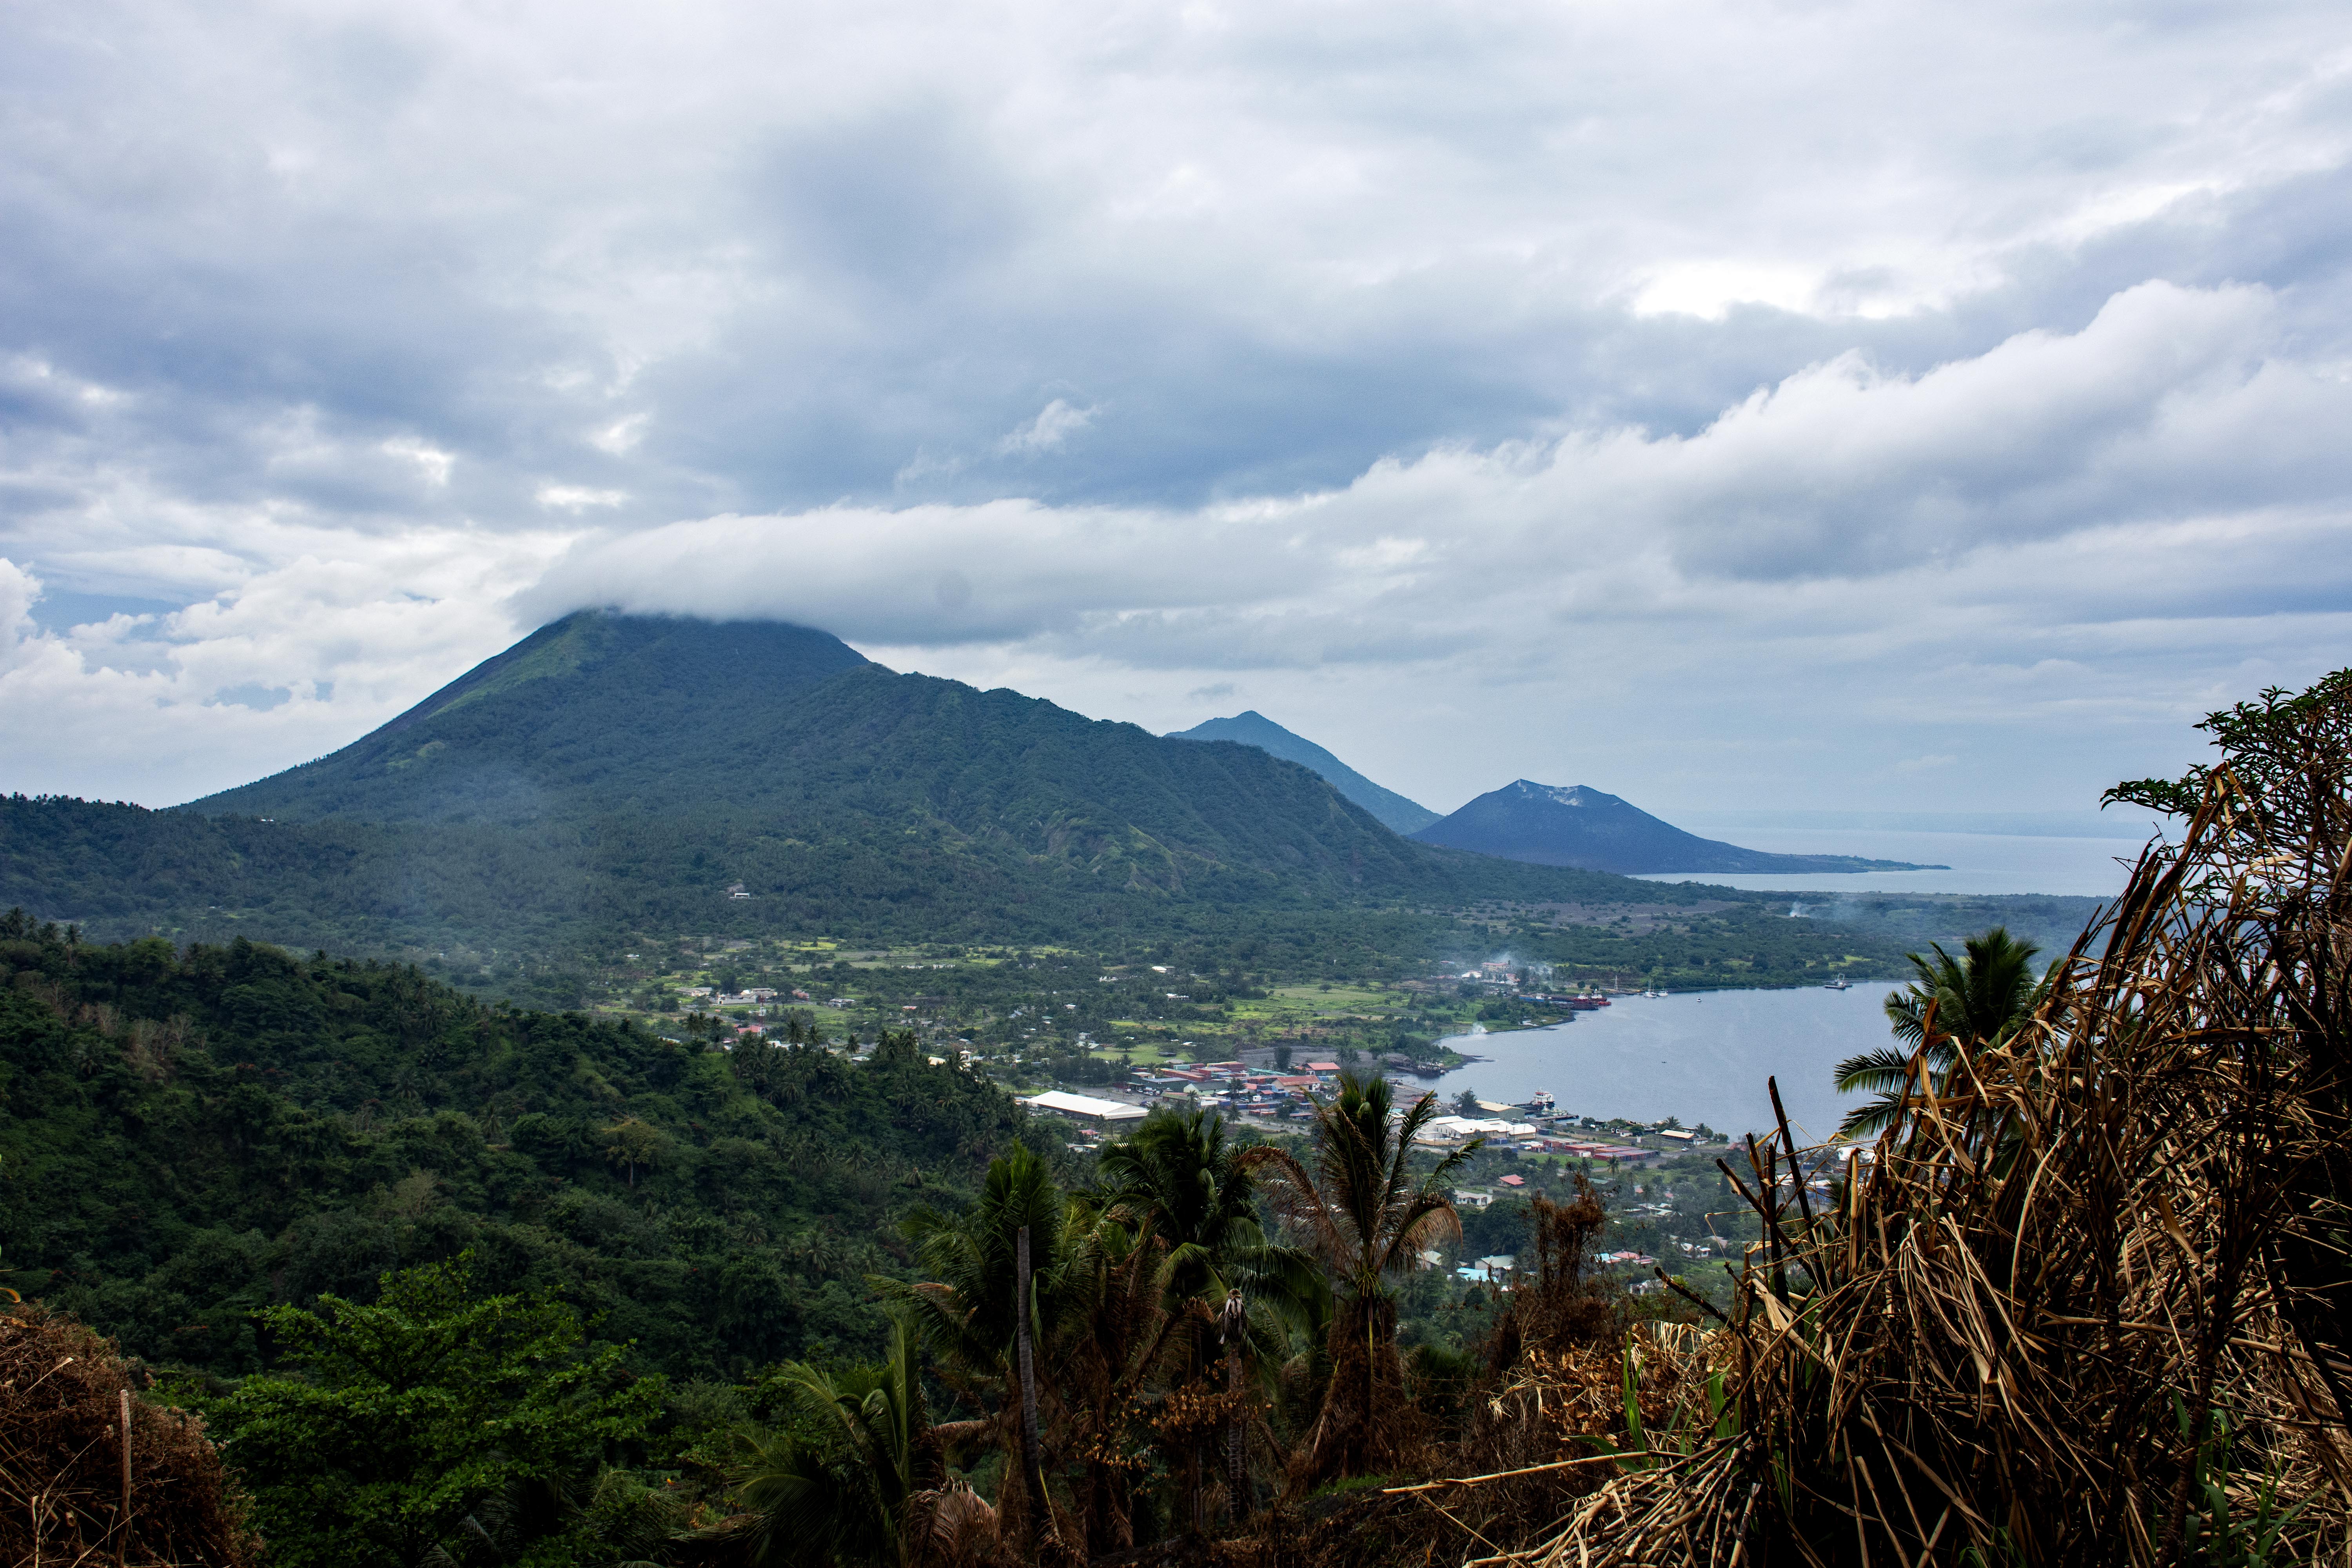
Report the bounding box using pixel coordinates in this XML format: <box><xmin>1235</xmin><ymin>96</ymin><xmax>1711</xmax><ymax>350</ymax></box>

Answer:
<box><xmin>1414</xmin><ymin>778</ymin><xmax>1939</xmax><ymax>877</ymax></box>
<box><xmin>1510</xmin><ymin>780</ymin><xmax>1613</xmax><ymax>809</ymax></box>
<box><xmin>1168</xmin><ymin>711</ymin><xmax>1439</xmax><ymax>835</ymax></box>
<box><xmin>187</xmin><ymin>611</ymin><xmax>874</xmax><ymax>821</ymax></box>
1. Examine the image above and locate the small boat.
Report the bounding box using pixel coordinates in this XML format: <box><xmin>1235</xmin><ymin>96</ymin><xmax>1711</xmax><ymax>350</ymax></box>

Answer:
<box><xmin>1824</xmin><ymin>976</ymin><xmax>1853</xmax><ymax>991</ymax></box>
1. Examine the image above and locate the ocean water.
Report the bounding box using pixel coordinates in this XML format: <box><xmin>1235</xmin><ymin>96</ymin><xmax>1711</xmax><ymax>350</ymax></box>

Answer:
<box><xmin>1423</xmin><ymin>987</ymin><xmax>1900</xmax><ymax>1139</ymax></box>
<box><xmin>1632</xmin><ymin>825</ymin><xmax>2160</xmax><ymax>898</ymax></box>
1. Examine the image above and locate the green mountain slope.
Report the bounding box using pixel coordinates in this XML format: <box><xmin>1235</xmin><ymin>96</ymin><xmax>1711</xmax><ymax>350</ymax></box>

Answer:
<box><xmin>5</xmin><ymin>612</ymin><xmax>2038</xmax><ymax>978</ymax></box>
<box><xmin>1</xmin><ymin>614</ymin><xmax>1731</xmax><ymax>964</ymax></box>
<box><xmin>192</xmin><ymin>612</ymin><xmax>1416</xmax><ymax>888</ymax></box>
<box><xmin>196</xmin><ymin>612</ymin><xmax>873</xmax><ymax>824</ymax></box>
<box><xmin>1167</xmin><ymin>710</ymin><xmax>1441</xmax><ymax>834</ymax></box>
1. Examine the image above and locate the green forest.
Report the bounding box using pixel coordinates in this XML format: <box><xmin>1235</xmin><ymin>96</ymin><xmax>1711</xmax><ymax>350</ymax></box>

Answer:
<box><xmin>0</xmin><ymin>915</ymin><xmax>1064</xmax><ymax>1379</ymax></box>
<box><xmin>0</xmin><ymin>792</ymin><xmax>2103</xmax><ymax>1011</ymax></box>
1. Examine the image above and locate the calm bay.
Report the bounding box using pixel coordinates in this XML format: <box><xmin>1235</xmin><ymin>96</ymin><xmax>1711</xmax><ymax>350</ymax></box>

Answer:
<box><xmin>1424</xmin><ymin>985</ymin><xmax>1902</xmax><ymax>1140</ymax></box>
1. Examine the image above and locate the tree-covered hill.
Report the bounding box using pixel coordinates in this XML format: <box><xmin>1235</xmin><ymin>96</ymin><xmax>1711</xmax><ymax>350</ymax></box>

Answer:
<box><xmin>0</xmin><ymin>911</ymin><xmax>1057</xmax><ymax>1380</ymax></box>
<box><xmin>179</xmin><ymin>610</ymin><xmax>1712</xmax><ymax>906</ymax></box>
<box><xmin>191</xmin><ymin>611</ymin><xmax>875</xmax><ymax>824</ymax></box>
<box><xmin>3</xmin><ymin>790</ymin><xmax>1740</xmax><ymax>969</ymax></box>
<box><xmin>189</xmin><ymin>611</ymin><xmax>1419</xmax><ymax>894</ymax></box>
<box><xmin>0</xmin><ymin>790</ymin><xmax>2107</xmax><ymax>1006</ymax></box>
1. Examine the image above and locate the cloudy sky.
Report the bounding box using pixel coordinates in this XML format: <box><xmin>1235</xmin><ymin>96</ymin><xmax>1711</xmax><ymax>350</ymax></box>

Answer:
<box><xmin>4</xmin><ymin>0</ymin><xmax>2348</xmax><ymax>818</ymax></box>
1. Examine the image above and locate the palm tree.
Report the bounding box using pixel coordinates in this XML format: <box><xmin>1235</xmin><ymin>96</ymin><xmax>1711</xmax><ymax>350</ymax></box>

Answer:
<box><xmin>887</xmin><ymin>1143</ymin><xmax>1212</xmax><ymax>1559</ymax></box>
<box><xmin>1096</xmin><ymin>1107</ymin><xmax>1261</xmax><ymax>1292</ymax></box>
<box><xmin>1835</xmin><ymin>927</ymin><xmax>2049</xmax><ymax>1138</ymax></box>
<box><xmin>1095</xmin><ymin>1108</ymin><xmax>1317</xmax><ymax>1526</ymax></box>
<box><xmin>882</xmin><ymin>1145</ymin><xmax>1072</xmax><ymax>1555</ymax></box>
<box><xmin>722</xmin><ymin>1315</ymin><xmax>941</xmax><ymax>1567</ymax></box>
<box><xmin>1048</xmin><ymin>1208</ymin><xmax>1189</xmax><ymax>1555</ymax></box>
<box><xmin>1240</xmin><ymin>1072</ymin><xmax>1478</xmax><ymax>1486</ymax></box>
<box><xmin>1096</xmin><ymin>1108</ymin><xmax>1322</xmax><ymax>1318</ymax></box>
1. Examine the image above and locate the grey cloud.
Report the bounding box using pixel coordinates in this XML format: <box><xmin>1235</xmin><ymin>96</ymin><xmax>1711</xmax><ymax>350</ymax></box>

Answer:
<box><xmin>745</xmin><ymin>106</ymin><xmax>1036</xmax><ymax>301</ymax></box>
<box><xmin>0</xmin><ymin>0</ymin><xmax>2348</xmax><ymax>808</ymax></box>
<box><xmin>5</xmin><ymin>1</ymin><xmax>2336</xmax><ymax>552</ymax></box>
<box><xmin>519</xmin><ymin>281</ymin><xmax>2350</xmax><ymax>661</ymax></box>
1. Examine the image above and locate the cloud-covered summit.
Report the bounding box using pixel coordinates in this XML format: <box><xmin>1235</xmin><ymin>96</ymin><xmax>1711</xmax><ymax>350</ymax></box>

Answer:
<box><xmin>2</xmin><ymin>0</ymin><xmax>2348</xmax><ymax>813</ymax></box>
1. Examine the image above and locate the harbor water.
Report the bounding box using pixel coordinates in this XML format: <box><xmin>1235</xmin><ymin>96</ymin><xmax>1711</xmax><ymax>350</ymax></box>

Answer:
<box><xmin>1424</xmin><ymin>986</ymin><xmax>1900</xmax><ymax>1140</ymax></box>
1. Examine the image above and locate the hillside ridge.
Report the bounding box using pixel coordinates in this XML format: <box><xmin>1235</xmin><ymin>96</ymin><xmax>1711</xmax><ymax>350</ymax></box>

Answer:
<box><xmin>1167</xmin><ymin>710</ymin><xmax>1441</xmax><ymax>834</ymax></box>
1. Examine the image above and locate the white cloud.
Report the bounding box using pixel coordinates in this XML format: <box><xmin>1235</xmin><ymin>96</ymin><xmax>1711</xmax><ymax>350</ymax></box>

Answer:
<box><xmin>531</xmin><ymin>281</ymin><xmax>2348</xmax><ymax>645</ymax></box>
<box><xmin>382</xmin><ymin>436</ymin><xmax>456</xmax><ymax>487</ymax></box>
<box><xmin>998</xmin><ymin>399</ymin><xmax>1096</xmax><ymax>455</ymax></box>
<box><xmin>0</xmin><ymin>532</ymin><xmax>572</xmax><ymax>803</ymax></box>
<box><xmin>537</xmin><ymin>485</ymin><xmax>631</xmax><ymax>511</ymax></box>
<box><xmin>1632</xmin><ymin>261</ymin><xmax>1826</xmax><ymax>321</ymax></box>
<box><xmin>590</xmin><ymin>414</ymin><xmax>650</xmax><ymax>455</ymax></box>
<box><xmin>0</xmin><ymin>561</ymin><xmax>43</xmax><ymax>675</ymax></box>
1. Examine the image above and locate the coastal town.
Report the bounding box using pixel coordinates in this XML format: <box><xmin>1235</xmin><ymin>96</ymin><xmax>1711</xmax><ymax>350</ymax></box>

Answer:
<box><xmin>599</xmin><ymin>940</ymin><xmax>1776</xmax><ymax>1306</ymax></box>
<box><xmin>640</xmin><ymin>947</ymin><xmax>1731</xmax><ymax>1173</ymax></box>
<box><xmin>1016</xmin><ymin>1063</ymin><xmax>1677</xmax><ymax>1166</ymax></box>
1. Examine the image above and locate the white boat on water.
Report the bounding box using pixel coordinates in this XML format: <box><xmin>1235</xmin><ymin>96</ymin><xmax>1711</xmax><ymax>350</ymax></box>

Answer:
<box><xmin>1824</xmin><ymin>976</ymin><xmax>1853</xmax><ymax>991</ymax></box>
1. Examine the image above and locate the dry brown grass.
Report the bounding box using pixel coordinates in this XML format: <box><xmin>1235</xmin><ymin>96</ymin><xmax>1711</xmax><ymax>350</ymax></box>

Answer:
<box><xmin>0</xmin><ymin>1306</ymin><xmax>258</xmax><ymax>1568</ymax></box>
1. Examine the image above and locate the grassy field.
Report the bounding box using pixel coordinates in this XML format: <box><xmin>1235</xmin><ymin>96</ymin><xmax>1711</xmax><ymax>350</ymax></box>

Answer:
<box><xmin>1089</xmin><ymin>1042</ymin><xmax>1178</xmax><ymax>1065</ymax></box>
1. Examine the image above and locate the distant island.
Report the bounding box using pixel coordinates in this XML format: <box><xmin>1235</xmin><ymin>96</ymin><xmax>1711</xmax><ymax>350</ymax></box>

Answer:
<box><xmin>1412</xmin><ymin>780</ymin><xmax>1948</xmax><ymax>876</ymax></box>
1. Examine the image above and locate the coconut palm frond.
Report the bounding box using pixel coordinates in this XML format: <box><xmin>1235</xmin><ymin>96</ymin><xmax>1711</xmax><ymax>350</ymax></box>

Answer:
<box><xmin>726</xmin><ymin>1425</ymin><xmax>874</xmax><ymax>1568</ymax></box>
<box><xmin>1849</xmin><ymin>926</ymin><xmax>2052</xmax><ymax>1140</ymax></box>
<box><xmin>1834</xmin><ymin>1045</ymin><xmax>1930</xmax><ymax>1097</ymax></box>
